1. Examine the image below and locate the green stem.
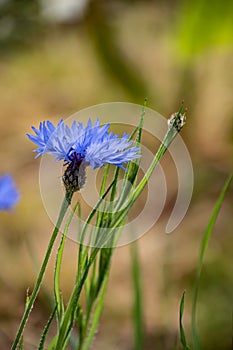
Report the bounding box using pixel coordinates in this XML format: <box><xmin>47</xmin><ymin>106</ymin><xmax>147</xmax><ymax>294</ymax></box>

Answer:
<box><xmin>54</xmin><ymin>202</ymin><xmax>79</xmax><ymax>326</ymax></box>
<box><xmin>131</xmin><ymin>242</ymin><xmax>144</xmax><ymax>350</ymax></box>
<box><xmin>38</xmin><ymin>305</ymin><xmax>57</xmax><ymax>350</ymax></box>
<box><xmin>11</xmin><ymin>191</ymin><xmax>73</xmax><ymax>350</ymax></box>
<box><xmin>132</xmin><ymin>127</ymin><xmax>173</xmax><ymax>203</ymax></box>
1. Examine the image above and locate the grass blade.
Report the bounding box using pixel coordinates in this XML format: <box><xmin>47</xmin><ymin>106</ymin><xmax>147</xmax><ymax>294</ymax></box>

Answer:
<box><xmin>179</xmin><ymin>291</ymin><xmax>191</xmax><ymax>350</ymax></box>
<box><xmin>192</xmin><ymin>174</ymin><xmax>232</xmax><ymax>350</ymax></box>
<box><xmin>38</xmin><ymin>306</ymin><xmax>57</xmax><ymax>350</ymax></box>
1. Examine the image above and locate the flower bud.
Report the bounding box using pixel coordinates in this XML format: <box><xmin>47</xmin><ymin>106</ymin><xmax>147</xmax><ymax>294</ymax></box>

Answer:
<box><xmin>62</xmin><ymin>162</ymin><xmax>87</xmax><ymax>193</ymax></box>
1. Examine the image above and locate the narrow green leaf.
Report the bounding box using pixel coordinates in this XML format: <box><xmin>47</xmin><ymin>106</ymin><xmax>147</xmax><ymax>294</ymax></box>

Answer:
<box><xmin>179</xmin><ymin>291</ymin><xmax>191</xmax><ymax>350</ymax></box>
<box><xmin>192</xmin><ymin>174</ymin><xmax>232</xmax><ymax>350</ymax></box>
<box><xmin>97</xmin><ymin>248</ymin><xmax>112</xmax><ymax>294</ymax></box>
<box><xmin>75</xmin><ymin>304</ymin><xmax>84</xmax><ymax>347</ymax></box>
<box><xmin>38</xmin><ymin>306</ymin><xmax>57</xmax><ymax>350</ymax></box>
<box><xmin>47</xmin><ymin>335</ymin><xmax>58</xmax><ymax>350</ymax></box>
<box><xmin>81</xmin><ymin>270</ymin><xmax>110</xmax><ymax>350</ymax></box>
<box><xmin>19</xmin><ymin>337</ymin><xmax>23</xmax><ymax>350</ymax></box>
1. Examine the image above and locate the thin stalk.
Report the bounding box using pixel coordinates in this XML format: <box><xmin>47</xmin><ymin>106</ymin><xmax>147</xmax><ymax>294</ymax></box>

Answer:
<box><xmin>131</xmin><ymin>242</ymin><xmax>144</xmax><ymax>350</ymax></box>
<box><xmin>54</xmin><ymin>202</ymin><xmax>79</xmax><ymax>325</ymax></box>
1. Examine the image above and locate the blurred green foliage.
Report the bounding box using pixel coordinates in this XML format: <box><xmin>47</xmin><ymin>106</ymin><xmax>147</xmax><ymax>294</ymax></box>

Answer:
<box><xmin>86</xmin><ymin>1</ymin><xmax>149</xmax><ymax>102</ymax></box>
<box><xmin>175</xmin><ymin>0</ymin><xmax>233</xmax><ymax>60</ymax></box>
<box><xmin>0</xmin><ymin>0</ymin><xmax>42</xmax><ymax>54</ymax></box>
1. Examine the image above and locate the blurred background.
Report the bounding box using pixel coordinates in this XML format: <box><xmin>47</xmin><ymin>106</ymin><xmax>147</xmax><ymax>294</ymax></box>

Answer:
<box><xmin>0</xmin><ymin>0</ymin><xmax>232</xmax><ymax>349</ymax></box>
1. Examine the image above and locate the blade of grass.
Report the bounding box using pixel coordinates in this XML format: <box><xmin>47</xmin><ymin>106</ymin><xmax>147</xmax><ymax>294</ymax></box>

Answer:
<box><xmin>47</xmin><ymin>335</ymin><xmax>58</xmax><ymax>350</ymax></box>
<box><xmin>38</xmin><ymin>306</ymin><xmax>57</xmax><ymax>350</ymax></box>
<box><xmin>19</xmin><ymin>338</ymin><xmax>23</xmax><ymax>350</ymax></box>
<box><xmin>179</xmin><ymin>291</ymin><xmax>191</xmax><ymax>350</ymax></box>
<box><xmin>75</xmin><ymin>305</ymin><xmax>84</xmax><ymax>348</ymax></box>
<box><xmin>192</xmin><ymin>174</ymin><xmax>232</xmax><ymax>350</ymax></box>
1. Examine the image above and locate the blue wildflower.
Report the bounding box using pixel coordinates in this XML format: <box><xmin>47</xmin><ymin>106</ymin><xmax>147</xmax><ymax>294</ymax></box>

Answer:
<box><xmin>27</xmin><ymin>119</ymin><xmax>140</xmax><ymax>192</ymax></box>
<box><xmin>0</xmin><ymin>174</ymin><xmax>19</xmax><ymax>211</ymax></box>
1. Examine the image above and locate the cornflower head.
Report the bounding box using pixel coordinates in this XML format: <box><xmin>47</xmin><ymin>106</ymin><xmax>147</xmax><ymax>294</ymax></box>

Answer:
<box><xmin>0</xmin><ymin>174</ymin><xmax>19</xmax><ymax>211</ymax></box>
<box><xmin>27</xmin><ymin>118</ymin><xmax>140</xmax><ymax>194</ymax></box>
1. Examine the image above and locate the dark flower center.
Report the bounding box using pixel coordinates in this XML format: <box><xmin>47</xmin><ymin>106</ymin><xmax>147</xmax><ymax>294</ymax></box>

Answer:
<box><xmin>68</xmin><ymin>150</ymin><xmax>86</xmax><ymax>169</ymax></box>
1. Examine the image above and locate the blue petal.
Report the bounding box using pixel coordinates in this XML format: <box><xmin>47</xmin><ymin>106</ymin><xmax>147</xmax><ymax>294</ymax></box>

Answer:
<box><xmin>85</xmin><ymin>132</ymin><xmax>140</xmax><ymax>170</ymax></box>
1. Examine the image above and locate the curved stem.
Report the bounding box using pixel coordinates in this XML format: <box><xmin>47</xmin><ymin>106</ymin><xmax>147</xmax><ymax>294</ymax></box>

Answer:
<box><xmin>11</xmin><ymin>191</ymin><xmax>73</xmax><ymax>350</ymax></box>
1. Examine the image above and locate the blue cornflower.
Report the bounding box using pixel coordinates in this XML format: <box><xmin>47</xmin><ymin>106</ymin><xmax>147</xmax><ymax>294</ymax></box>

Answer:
<box><xmin>0</xmin><ymin>174</ymin><xmax>19</xmax><ymax>211</ymax></box>
<box><xmin>27</xmin><ymin>119</ymin><xmax>140</xmax><ymax>191</ymax></box>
